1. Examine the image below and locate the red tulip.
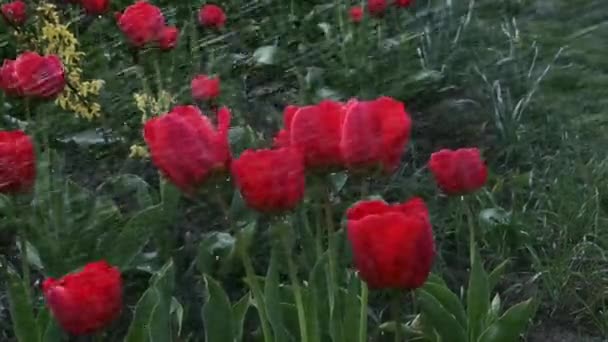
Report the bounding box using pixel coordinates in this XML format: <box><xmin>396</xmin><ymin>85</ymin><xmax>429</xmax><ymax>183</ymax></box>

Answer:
<box><xmin>198</xmin><ymin>4</ymin><xmax>226</xmax><ymax>29</ymax></box>
<box><xmin>81</xmin><ymin>0</ymin><xmax>109</xmax><ymax>15</ymax></box>
<box><xmin>1</xmin><ymin>0</ymin><xmax>26</xmax><ymax>26</ymax></box>
<box><xmin>349</xmin><ymin>6</ymin><xmax>364</xmax><ymax>23</ymax></box>
<box><xmin>117</xmin><ymin>1</ymin><xmax>165</xmax><ymax>47</ymax></box>
<box><xmin>271</xmin><ymin>105</ymin><xmax>298</xmax><ymax>149</ymax></box>
<box><xmin>0</xmin><ymin>130</ymin><xmax>35</xmax><ymax>194</ymax></box>
<box><xmin>282</xmin><ymin>100</ymin><xmax>345</xmax><ymax>169</ymax></box>
<box><xmin>394</xmin><ymin>0</ymin><xmax>414</xmax><ymax>7</ymax></box>
<box><xmin>0</xmin><ymin>59</ymin><xmax>24</xmax><ymax>96</ymax></box>
<box><xmin>340</xmin><ymin>96</ymin><xmax>411</xmax><ymax>173</ymax></box>
<box><xmin>144</xmin><ymin>105</ymin><xmax>231</xmax><ymax>194</ymax></box>
<box><xmin>42</xmin><ymin>261</ymin><xmax>122</xmax><ymax>336</ymax></box>
<box><xmin>13</xmin><ymin>52</ymin><xmax>65</xmax><ymax>99</ymax></box>
<box><xmin>191</xmin><ymin>74</ymin><xmax>220</xmax><ymax>101</ymax></box>
<box><xmin>428</xmin><ymin>148</ymin><xmax>488</xmax><ymax>195</ymax></box>
<box><xmin>158</xmin><ymin>26</ymin><xmax>179</xmax><ymax>51</ymax></box>
<box><xmin>347</xmin><ymin>197</ymin><xmax>435</xmax><ymax>289</ymax></box>
<box><xmin>231</xmin><ymin>147</ymin><xmax>305</xmax><ymax>213</ymax></box>
<box><xmin>367</xmin><ymin>0</ymin><xmax>388</xmax><ymax>17</ymax></box>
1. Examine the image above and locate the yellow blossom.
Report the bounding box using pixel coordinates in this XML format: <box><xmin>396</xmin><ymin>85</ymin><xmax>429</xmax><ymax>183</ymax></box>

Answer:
<box><xmin>129</xmin><ymin>145</ymin><xmax>150</xmax><ymax>159</ymax></box>
<box><xmin>133</xmin><ymin>90</ymin><xmax>175</xmax><ymax>123</ymax></box>
<box><xmin>35</xmin><ymin>3</ymin><xmax>104</xmax><ymax>120</ymax></box>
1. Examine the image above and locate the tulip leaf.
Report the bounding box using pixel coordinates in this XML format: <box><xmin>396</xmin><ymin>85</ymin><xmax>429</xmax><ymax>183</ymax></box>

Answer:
<box><xmin>417</xmin><ymin>289</ymin><xmax>467</xmax><ymax>342</ymax></box>
<box><xmin>3</xmin><ymin>264</ymin><xmax>40</xmax><ymax>342</ymax></box>
<box><xmin>125</xmin><ymin>260</ymin><xmax>175</xmax><ymax>342</ymax></box>
<box><xmin>253</xmin><ymin>45</ymin><xmax>279</xmax><ymax>65</ymax></box>
<box><xmin>488</xmin><ymin>259</ymin><xmax>510</xmax><ymax>291</ymax></box>
<box><xmin>196</xmin><ymin>232</ymin><xmax>236</xmax><ymax>275</ymax></box>
<box><xmin>309</xmin><ymin>252</ymin><xmax>330</xmax><ymax>338</ymax></box>
<box><xmin>478</xmin><ymin>299</ymin><xmax>536</xmax><ymax>342</ymax></box>
<box><xmin>202</xmin><ymin>275</ymin><xmax>235</xmax><ymax>342</ymax></box>
<box><xmin>97</xmin><ymin>174</ymin><xmax>154</xmax><ymax>210</ymax></box>
<box><xmin>467</xmin><ymin>243</ymin><xmax>490</xmax><ymax>340</ymax></box>
<box><xmin>106</xmin><ymin>204</ymin><xmax>164</xmax><ymax>269</ymax></box>
<box><xmin>233</xmin><ymin>293</ymin><xmax>251</xmax><ymax>342</ymax></box>
<box><xmin>421</xmin><ymin>282</ymin><xmax>467</xmax><ymax>329</ymax></box>
<box><xmin>265</xmin><ymin>248</ymin><xmax>293</xmax><ymax>341</ymax></box>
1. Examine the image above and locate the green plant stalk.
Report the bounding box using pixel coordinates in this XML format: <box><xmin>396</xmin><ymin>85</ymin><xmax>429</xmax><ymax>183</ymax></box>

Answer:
<box><xmin>391</xmin><ymin>291</ymin><xmax>403</xmax><ymax>342</ymax></box>
<box><xmin>240</xmin><ymin>248</ymin><xmax>274</xmax><ymax>342</ymax></box>
<box><xmin>358</xmin><ymin>282</ymin><xmax>368</xmax><ymax>342</ymax></box>
<box><xmin>461</xmin><ymin>197</ymin><xmax>476</xmax><ymax>263</ymax></box>
<box><xmin>217</xmin><ymin>193</ymin><xmax>273</xmax><ymax>342</ymax></box>
<box><xmin>281</xmin><ymin>232</ymin><xmax>309</xmax><ymax>342</ymax></box>
<box><xmin>19</xmin><ymin>230</ymin><xmax>30</xmax><ymax>299</ymax></box>
<box><xmin>323</xmin><ymin>185</ymin><xmax>339</xmax><ymax>323</ymax></box>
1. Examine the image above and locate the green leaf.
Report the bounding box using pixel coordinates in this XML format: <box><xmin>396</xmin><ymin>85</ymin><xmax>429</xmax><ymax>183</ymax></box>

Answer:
<box><xmin>233</xmin><ymin>293</ymin><xmax>251</xmax><ymax>342</ymax></box>
<box><xmin>417</xmin><ymin>289</ymin><xmax>467</xmax><ymax>342</ymax></box>
<box><xmin>41</xmin><ymin>319</ymin><xmax>63</xmax><ymax>342</ymax></box>
<box><xmin>3</xmin><ymin>265</ymin><xmax>40</xmax><ymax>342</ymax></box>
<box><xmin>202</xmin><ymin>275</ymin><xmax>235</xmax><ymax>342</ymax></box>
<box><xmin>253</xmin><ymin>45</ymin><xmax>279</xmax><ymax>65</ymax></box>
<box><xmin>106</xmin><ymin>204</ymin><xmax>164</xmax><ymax>269</ymax></box>
<box><xmin>97</xmin><ymin>174</ymin><xmax>154</xmax><ymax>210</ymax></box>
<box><xmin>196</xmin><ymin>232</ymin><xmax>236</xmax><ymax>275</ymax></box>
<box><xmin>467</xmin><ymin>244</ymin><xmax>490</xmax><ymax>340</ymax></box>
<box><xmin>265</xmin><ymin>248</ymin><xmax>292</xmax><ymax>341</ymax></box>
<box><xmin>426</xmin><ymin>273</ymin><xmax>448</xmax><ymax>287</ymax></box>
<box><xmin>171</xmin><ymin>297</ymin><xmax>184</xmax><ymax>337</ymax></box>
<box><xmin>309</xmin><ymin>253</ymin><xmax>330</xmax><ymax>338</ymax></box>
<box><xmin>478</xmin><ymin>299</ymin><xmax>536</xmax><ymax>342</ymax></box>
<box><xmin>125</xmin><ymin>260</ymin><xmax>175</xmax><ymax>342</ymax></box>
<box><xmin>488</xmin><ymin>260</ymin><xmax>509</xmax><ymax>291</ymax></box>
<box><xmin>422</xmin><ymin>282</ymin><xmax>467</xmax><ymax>329</ymax></box>
<box><xmin>341</xmin><ymin>274</ymin><xmax>362</xmax><ymax>342</ymax></box>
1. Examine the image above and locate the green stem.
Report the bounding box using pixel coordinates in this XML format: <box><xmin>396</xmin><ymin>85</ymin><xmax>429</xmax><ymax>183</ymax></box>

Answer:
<box><xmin>240</xmin><ymin>248</ymin><xmax>273</xmax><ymax>342</ymax></box>
<box><xmin>19</xmin><ymin>230</ymin><xmax>30</xmax><ymax>298</ymax></box>
<box><xmin>461</xmin><ymin>197</ymin><xmax>476</xmax><ymax>262</ymax></box>
<box><xmin>153</xmin><ymin>57</ymin><xmax>163</xmax><ymax>94</ymax></box>
<box><xmin>391</xmin><ymin>291</ymin><xmax>402</xmax><ymax>342</ymax></box>
<box><xmin>281</xmin><ymin>232</ymin><xmax>309</xmax><ymax>342</ymax></box>
<box><xmin>324</xmin><ymin>184</ymin><xmax>338</xmax><ymax>302</ymax></box>
<box><xmin>358</xmin><ymin>282</ymin><xmax>368</xmax><ymax>342</ymax></box>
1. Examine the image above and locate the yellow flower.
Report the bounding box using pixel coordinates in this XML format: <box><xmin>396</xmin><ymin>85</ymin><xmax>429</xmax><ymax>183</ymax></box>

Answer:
<box><xmin>36</xmin><ymin>3</ymin><xmax>104</xmax><ymax>120</ymax></box>
<box><xmin>129</xmin><ymin>145</ymin><xmax>150</xmax><ymax>159</ymax></box>
<box><xmin>133</xmin><ymin>90</ymin><xmax>175</xmax><ymax>123</ymax></box>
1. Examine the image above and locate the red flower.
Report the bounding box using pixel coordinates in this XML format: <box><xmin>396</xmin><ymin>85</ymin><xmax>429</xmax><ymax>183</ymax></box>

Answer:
<box><xmin>347</xmin><ymin>197</ymin><xmax>435</xmax><ymax>289</ymax></box>
<box><xmin>1</xmin><ymin>0</ymin><xmax>26</xmax><ymax>26</ymax></box>
<box><xmin>282</xmin><ymin>100</ymin><xmax>345</xmax><ymax>169</ymax></box>
<box><xmin>367</xmin><ymin>0</ymin><xmax>388</xmax><ymax>17</ymax></box>
<box><xmin>340</xmin><ymin>96</ymin><xmax>411</xmax><ymax>173</ymax></box>
<box><xmin>428</xmin><ymin>148</ymin><xmax>488</xmax><ymax>195</ymax></box>
<box><xmin>198</xmin><ymin>4</ymin><xmax>226</xmax><ymax>29</ymax></box>
<box><xmin>81</xmin><ymin>0</ymin><xmax>109</xmax><ymax>15</ymax></box>
<box><xmin>349</xmin><ymin>6</ymin><xmax>364</xmax><ymax>23</ymax></box>
<box><xmin>0</xmin><ymin>59</ymin><xmax>23</xmax><ymax>96</ymax></box>
<box><xmin>191</xmin><ymin>74</ymin><xmax>220</xmax><ymax>101</ymax></box>
<box><xmin>144</xmin><ymin>105</ymin><xmax>231</xmax><ymax>194</ymax></box>
<box><xmin>42</xmin><ymin>261</ymin><xmax>122</xmax><ymax>336</ymax></box>
<box><xmin>231</xmin><ymin>147</ymin><xmax>305</xmax><ymax>213</ymax></box>
<box><xmin>13</xmin><ymin>52</ymin><xmax>65</xmax><ymax>99</ymax></box>
<box><xmin>0</xmin><ymin>130</ymin><xmax>35</xmax><ymax>194</ymax></box>
<box><xmin>158</xmin><ymin>26</ymin><xmax>179</xmax><ymax>51</ymax></box>
<box><xmin>394</xmin><ymin>0</ymin><xmax>414</xmax><ymax>7</ymax></box>
<box><xmin>117</xmin><ymin>1</ymin><xmax>165</xmax><ymax>47</ymax></box>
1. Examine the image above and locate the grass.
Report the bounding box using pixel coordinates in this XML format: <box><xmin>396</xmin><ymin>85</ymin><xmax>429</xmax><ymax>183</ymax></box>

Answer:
<box><xmin>0</xmin><ymin>0</ymin><xmax>607</xmax><ymax>340</ymax></box>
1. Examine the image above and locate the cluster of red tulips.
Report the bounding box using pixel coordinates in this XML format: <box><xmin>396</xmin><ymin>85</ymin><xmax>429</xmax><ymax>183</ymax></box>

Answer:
<box><xmin>0</xmin><ymin>0</ymin><xmax>490</xmax><ymax>337</ymax></box>
<box><xmin>350</xmin><ymin>0</ymin><xmax>415</xmax><ymax>23</ymax></box>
